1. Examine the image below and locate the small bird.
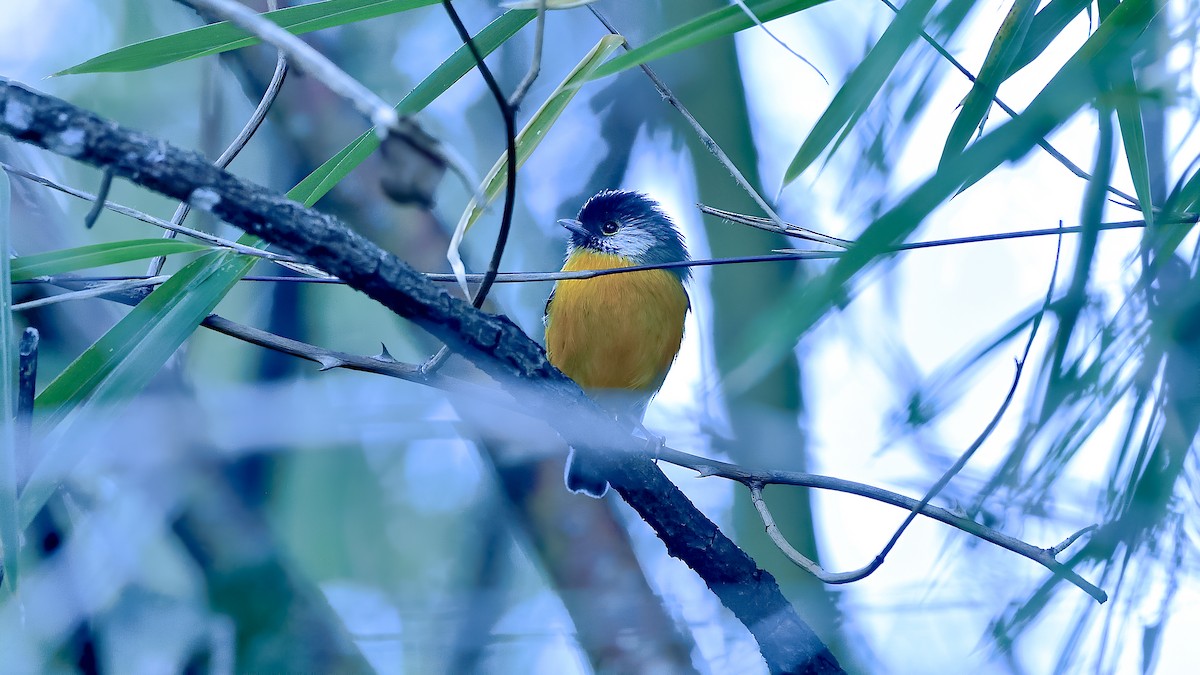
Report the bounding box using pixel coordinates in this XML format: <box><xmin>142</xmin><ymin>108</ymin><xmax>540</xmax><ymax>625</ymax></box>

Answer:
<box><xmin>544</xmin><ymin>190</ymin><xmax>691</xmax><ymax>497</ymax></box>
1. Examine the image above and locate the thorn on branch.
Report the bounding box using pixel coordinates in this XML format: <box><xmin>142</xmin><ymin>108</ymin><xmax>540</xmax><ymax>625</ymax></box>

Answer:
<box><xmin>375</xmin><ymin>343</ymin><xmax>397</xmax><ymax>363</ymax></box>
<box><xmin>316</xmin><ymin>356</ymin><xmax>346</xmax><ymax>371</ymax></box>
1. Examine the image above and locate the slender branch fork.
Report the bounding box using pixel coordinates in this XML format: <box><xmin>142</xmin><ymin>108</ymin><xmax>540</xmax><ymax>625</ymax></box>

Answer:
<box><xmin>737</xmin><ymin>235</ymin><xmax>1108</xmax><ymax>602</ymax></box>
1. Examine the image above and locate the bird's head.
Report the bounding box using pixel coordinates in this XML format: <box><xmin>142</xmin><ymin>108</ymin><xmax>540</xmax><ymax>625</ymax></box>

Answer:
<box><xmin>558</xmin><ymin>190</ymin><xmax>690</xmax><ymax>280</ymax></box>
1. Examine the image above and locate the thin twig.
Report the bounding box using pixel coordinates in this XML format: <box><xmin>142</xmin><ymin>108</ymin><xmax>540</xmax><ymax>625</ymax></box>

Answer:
<box><xmin>746</xmin><ymin>231</ymin><xmax>1070</xmax><ymax>590</ymax></box>
<box><xmin>14</xmin><ymin>215</ymin><xmax>1185</xmax><ymax>294</ymax></box>
<box><xmin>875</xmin><ymin>0</ymin><xmax>1142</xmax><ymax>211</ymax></box>
<box><xmin>185</xmin><ymin>0</ymin><xmax>395</xmax><ymax>129</ymax></box>
<box><xmin>656</xmin><ymin>446</ymin><xmax>1106</xmax><ymax>602</ymax></box>
<box><xmin>440</xmin><ymin>0</ymin><xmax>518</xmax><ymax>311</ymax></box>
<box><xmin>1</xmin><ymin>162</ymin><xmax>311</xmax><ymax>267</ymax></box>
<box><xmin>508</xmin><ymin>0</ymin><xmax>547</xmax><ymax>109</ymax></box>
<box><xmin>83</xmin><ymin>168</ymin><xmax>113</xmax><ymax>229</ymax></box>
<box><xmin>1050</xmin><ymin>524</ymin><xmax>1099</xmax><ymax>556</ymax></box>
<box><xmin>12</xmin><ymin>276</ymin><xmax>169</xmax><ymax>311</ymax></box>
<box><xmin>587</xmin><ymin>6</ymin><xmax>805</xmax><ymax>242</ymax></box>
<box><xmin>148</xmin><ymin>2</ymin><xmax>289</xmax><ymax>276</ymax></box>
<box><xmin>749</xmin><ymin>483</ymin><xmax>826</xmax><ymax>577</ymax></box>
<box><xmin>700</xmin><ymin>204</ymin><xmax>854</xmax><ymax>247</ymax></box>
<box><xmin>731</xmin><ymin>0</ymin><xmax>828</xmax><ymax>84</ymax></box>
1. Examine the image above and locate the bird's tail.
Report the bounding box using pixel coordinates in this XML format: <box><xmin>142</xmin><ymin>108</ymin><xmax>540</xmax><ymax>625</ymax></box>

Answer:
<box><xmin>565</xmin><ymin>447</ymin><xmax>608</xmax><ymax>498</ymax></box>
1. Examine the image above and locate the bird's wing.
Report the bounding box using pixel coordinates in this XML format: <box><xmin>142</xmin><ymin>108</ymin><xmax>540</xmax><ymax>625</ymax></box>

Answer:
<box><xmin>542</xmin><ymin>286</ymin><xmax>556</xmax><ymax>327</ymax></box>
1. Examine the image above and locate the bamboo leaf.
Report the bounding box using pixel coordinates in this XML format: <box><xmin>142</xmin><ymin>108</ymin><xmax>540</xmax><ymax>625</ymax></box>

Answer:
<box><xmin>1166</xmin><ymin>166</ymin><xmax>1200</xmax><ymax>215</ymax></box>
<box><xmin>1005</xmin><ymin>0</ymin><xmax>1092</xmax><ymax>81</ymax></box>
<box><xmin>940</xmin><ymin>0</ymin><xmax>1039</xmax><ymax>165</ymax></box>
<box><xmin>56</xmin><ymin>0</ymin><xmax>438</xmax><ymax>75</ymax></box>
<box><xmin>781</xmin><ymin>0</ymin><xmax>937</xmax><ymax>188</ymax></box>
<box><xmin>1098</xmin><ymin>0</ymin><xmax>1155</xmax><ymax>233</ymax></box>
<box><xmin>729</xmin><ymin>0</ymin><xmax>1157</xmax><ymax>391</ymax></box>
<box><xmin>1112</xmin><ymin>76</ymin><xmax>1154</xmax><ymax>229</ymax></box>
<box><xmin>289</xmin><ymin>9</ymin><xmax>535</xmax><ymax>206</ymax></box>
<box><xmin>10</xmin><ymin>240</ymin><xmax>208</xmax><ymax>281</ymax></box>
<box><xmin>1148</xmin><ymin>159</ymin><xmax>1200</xmax><ymax>256</ymax></box>
<box><xmin>589</xmin><ymin>0</ymin><xmax>831</xmax><ymax>80</ymax></box>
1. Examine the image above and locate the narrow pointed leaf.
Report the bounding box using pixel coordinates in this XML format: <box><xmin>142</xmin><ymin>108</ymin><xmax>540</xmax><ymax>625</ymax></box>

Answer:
<box><xmin>589</xmin><ymin>0</ymin><xmax>831</xmax><ymax>80</ymax></box>
<box><xmin>1147</xmin><ymin>160</ymin><xmax>1200</xmax><ymax>256</ymax></box>
<box><xmin>782</xmin><ymin>0</ymin><xmax>937</xmax><ymax>188</ymax></box>
<box><xmin>289</xmin><ymin>9</ymin><xmax>535</xmax><ymax>206</ymax></box>
<box><xmin>1113</xmin><ymin>77</ymin><xmax>1154</xmax><ymax>228</ymax></box>
<box><xmin>729</xmin><ymin>0</ymin><xmax>1157</xmax><ymax>390</ymax></box>
<box><xmin>1005</xmin><ymin>0</ymin><xmax>1093</xmax><ymax>81</ymax></box>
<box><xmin>455</xmin><ymin>35</ymin><xmax>625</xmax><ymax>233</ymax></box>
<box><xmin>11</xmin><ymin>239</ymin><xmax>208</xmax><ymax>281</ymax></box>
<box><xmin>940</xmin><ymin>0</ymin><xmax>1038</xmax><ymax>165</ymax></box>
<box><xmin>56</xmin><ymin>0</ymin><xmax>438</xmax><ymax>76</ymax></box>
<box><xmin>1099</xmin><ymin>0</ymin><xmax>1155</xmax><ymax>233</ymax></box>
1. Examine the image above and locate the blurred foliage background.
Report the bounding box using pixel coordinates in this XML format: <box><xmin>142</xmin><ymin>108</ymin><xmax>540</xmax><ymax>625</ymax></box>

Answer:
<box><xmin>2</xmin><ymin>0</ymin><xmax>1199</xmax><ymax>672</ymax></box>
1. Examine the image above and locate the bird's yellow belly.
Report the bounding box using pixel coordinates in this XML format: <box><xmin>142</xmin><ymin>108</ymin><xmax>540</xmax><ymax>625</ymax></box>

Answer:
<box><xmin>545</xmin><ymin>251</ymin><xmax>689</xmax><ymax>394</ymax></box>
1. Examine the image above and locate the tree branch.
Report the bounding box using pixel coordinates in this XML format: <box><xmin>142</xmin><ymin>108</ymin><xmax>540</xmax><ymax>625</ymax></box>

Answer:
<box><xmin>0</xmin><ymin>79</ymin><xmax>841</xmax><ymax>674</ymax></box>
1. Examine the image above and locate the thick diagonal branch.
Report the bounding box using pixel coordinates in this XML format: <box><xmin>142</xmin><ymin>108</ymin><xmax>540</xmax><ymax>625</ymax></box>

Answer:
<box><xmin>0</xmin><ymin>79</ymin><xmax>841</xmax><ymax>675</ymax></box>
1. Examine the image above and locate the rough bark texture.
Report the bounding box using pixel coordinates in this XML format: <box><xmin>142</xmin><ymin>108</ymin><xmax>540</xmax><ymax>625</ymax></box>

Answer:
<box><xmin>0</xmin><ymin>79</ymin><xmax>842</xmax><ymax>674</ymax></box>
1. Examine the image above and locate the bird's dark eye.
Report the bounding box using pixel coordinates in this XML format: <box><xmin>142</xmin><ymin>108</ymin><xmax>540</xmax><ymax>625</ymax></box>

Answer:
<box><xmin>601</xmin><ymin>220</ymin><xmax>620</xmax><ymax>236</ymax></box>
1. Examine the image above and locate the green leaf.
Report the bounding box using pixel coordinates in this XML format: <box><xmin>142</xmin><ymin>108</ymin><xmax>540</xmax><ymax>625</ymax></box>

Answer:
<box><xmin>289</xmin><ymin>9</ymin><xmax>536</xmax><ymax>207</ymax></box>
<box><xmin>10</xmin><ymin>240</ymin><xmax>209</xmax><ymax>281</ymax></box>
<box><xmin>1148</xmin><ymin>158</ymin><xmax>1200</xmax><ymax>256</ymax></box>
<box><xmin>1112</xmin><ymin>75</ymin><xmax>1154</xmax><ymax>228</ymax></box>
<box><xmin>728</xmin><ymin>0</ymin><xmax>1157</xmax><ymax>391</ymax></box>
<box><xmin>22</xmin><ymin>247</ymin><xmax>260</xmax><ymax>527</ymax></box>
<box><xmin>0</xmin><ymin>170</ymin><xmax>18</xmax><ymax>591</ymax></box>
<box><xmin>1097</xmin><ymin>0</ymin><xmax>1155</xmax><ymax>233</ymax></box>
<box><xmin>589</xmin><ymin>0</ymin><xmax>831</xmax><ymax>80</ymax></box>
<box><xmin>781</xmin><ymin>0</ymin><xmax>937</xmax><ymax>187</ymax></box>
<box><xmin>1165</xmin><ymin>166</ymin><xmax>1200</xmax><ymax>215</ymax></box>
<box><xmin>1005</xmin><ymin>0</ymin><xmax>1092</xmax><ymax>81</ymax></box>
<box><xmin>56</xmin><ymin>0</ymin><xmax>439</xmax><ymax>75</ymax></box>
<box><xmin>940</xmin><ymin>0</ymin><xmax>1039</xmax><ymax>165</ymax></box>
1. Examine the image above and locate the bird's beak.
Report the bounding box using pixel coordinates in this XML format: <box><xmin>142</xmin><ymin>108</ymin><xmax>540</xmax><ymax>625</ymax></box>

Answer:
<box><xmin>557</xmin><ymin>218</ymin><xmax>589</xmax><ymax>238</ymax></box>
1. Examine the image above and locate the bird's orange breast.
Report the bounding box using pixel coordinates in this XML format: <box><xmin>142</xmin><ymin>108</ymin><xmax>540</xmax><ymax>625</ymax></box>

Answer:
<box><xmin>545</xmin><ymin>251</ymin><xmax>689</xmax><ymax>397</ymax></box>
